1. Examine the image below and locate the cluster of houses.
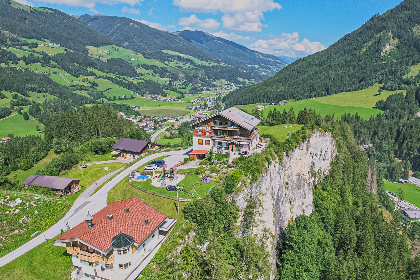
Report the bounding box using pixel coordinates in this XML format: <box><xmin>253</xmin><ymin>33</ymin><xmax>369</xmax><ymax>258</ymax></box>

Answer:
<box><xmin>121</xmin><ymin>114</ymin><xmax>182</xmax><ymax>133</ymax></box>
<box><xmin>143</xmin><ymin>93</ymin><xmax>181</xmax><ymax>103</ymax></box>
<box><xmin>0</xmin><ymin>137</ymin><xmax>10</xmax><ymax>144</ymax></box>
<box><xmin>254</xmin><ymin>101</ymin><xmax>289</xmax><ymax>111</ymax></box>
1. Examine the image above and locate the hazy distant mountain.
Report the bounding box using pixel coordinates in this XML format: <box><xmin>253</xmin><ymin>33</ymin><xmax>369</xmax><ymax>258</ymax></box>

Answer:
<box><xmin>277</xmin><ymin>56</ymin><xmax>301</xmax><ymax>64</ymax></box>
<box><xmin>224</xmin><ymin>0</ymin><xmax>420</xmax><ymax>106</ymax></box>
<box><xmin>175</xmin><ymin>30</ymin><xmax>288</xmax><ymax>77</ymax></box>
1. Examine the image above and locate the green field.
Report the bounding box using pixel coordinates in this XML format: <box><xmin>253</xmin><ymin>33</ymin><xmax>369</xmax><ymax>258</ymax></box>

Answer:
<box><xmin>0</xmin><ymin>112</ymin><xmax>44</xmax><ymax>138</ymax></box>
<box><xmin>237</xmin><ymin>84</ymin><xmax>404</xmax><ymax>120</ymax></box>
<box><xmin>112</xmin><ymin>96</ymin><xmax>190</xmax><ymax>116</ymax></box>
<box><xmin>0</xmin><ymin>234</ymin><xmax>73</xmax><ymax>280</ymax></box>
<box><xmin>258</xmin><ymin>124</ymin><xmax>304</xmax><ymax>142</ymax></box>
<box><xmin>384</xmin><ymin>180</ymin><xmax>420</xmax><ymax>208</ymax></box>
<box><xmin>159</xmin><ymin>138</ymin><xmax>182</xmax><ymax>145</ymax></box>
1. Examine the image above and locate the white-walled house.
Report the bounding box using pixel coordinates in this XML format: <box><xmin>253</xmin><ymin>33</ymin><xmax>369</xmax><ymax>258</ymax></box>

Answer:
<box><xmin>55</xmin><ymin>198</ymin><xmax>176</xmax><ymax>280</ymax></box>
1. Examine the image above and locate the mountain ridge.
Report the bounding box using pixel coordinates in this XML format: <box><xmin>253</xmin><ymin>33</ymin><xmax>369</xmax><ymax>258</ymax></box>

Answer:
<box><xmin>224</xmin><ymin>0</ymin><xmax>420</xmax><ymax>106</ymax></box>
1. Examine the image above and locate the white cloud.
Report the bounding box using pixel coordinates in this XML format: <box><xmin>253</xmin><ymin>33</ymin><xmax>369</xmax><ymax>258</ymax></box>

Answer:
<box><xmin>173</xmin><ymin>0</ymin><xmax>281</xmax><ymax>32</ymax></box>
<box><xmin>147</xmin><ymin>8</ymin><xmax>154</xmax><ymax>16</ymax></box>
<box><xmin>179</xmin><ymin>15</ymin><xmax>220</xmax><ymax>30</ymax></box>
<box><xmin>28</xmin><ymin>0</ymin><xmax>142</xmax><ymax>9</ymax></box>
<box><xmin>249</xmin><ymin>32</ymin><xmax>326</xmax><ymax>57</ymax></box>
<box><xmin>122</xmin><ymin>6</ymin><xmax>140</xmax><ymax>15</ymax></box>
<box><xmin>138</xmin><ymin>20</ymin><xmax>177</xmax><ymax>31</ymax></box>
<box><xmin>14</xmin><ymin>0</ymin><xmax>33</xmax><ymax>6</ymax></box>
<box><xmin>211</xmin><ymin>30</ymin><xmax>254</xmax><ymax>41</ymax></box>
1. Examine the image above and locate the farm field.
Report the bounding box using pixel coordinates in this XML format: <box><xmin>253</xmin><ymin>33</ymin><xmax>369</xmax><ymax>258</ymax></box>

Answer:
<box><xmin>258</xmin><ymin>124</ymin><xmax>303</xmax><ymax>142</ymax></box>
<box><xmin>112</xmin><ymin>96</ymin><xmax>190</xmax><ymax>116</ymax></box>
<box><xmin>0</xmin><ymin>111</ymin><xmax>44</xmax><ymax>138</ymax></box>
<box><xmin>384</xmin><ymin>180</ymin><xmax>420</xmax><ymax>208</ymax></box>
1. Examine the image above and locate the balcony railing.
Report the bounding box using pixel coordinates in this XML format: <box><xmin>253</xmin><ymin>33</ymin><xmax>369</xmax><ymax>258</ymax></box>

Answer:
<box><xmin>66</xmin><ymin>247</ymin><xmax>115</xmax><ymax>264</ymax></box>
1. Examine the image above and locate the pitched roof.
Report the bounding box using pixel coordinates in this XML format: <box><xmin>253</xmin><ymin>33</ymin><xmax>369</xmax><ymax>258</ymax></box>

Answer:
<box><xmin>112</xmin><ymin>138</ymin><xmax>149</xmax><ymax>153</ymax></box>
<box><xmin>219</xmin><ymin>107</ymin><xmax>261</xmax><ymax>130</ymax></box>
<box><xmin>191</xmin><ymin>107</ymin><xmax>261</xmax><ymax>131</ymax></box>
<box><xmin>21</xmin><ymin>175</ymin><xmax>80</xmax><ymax>190</ymax></box>
<box><xmin>56</xmin><ymin>198</ymin><xmax>167</xmax><ymax>252</ymax></box>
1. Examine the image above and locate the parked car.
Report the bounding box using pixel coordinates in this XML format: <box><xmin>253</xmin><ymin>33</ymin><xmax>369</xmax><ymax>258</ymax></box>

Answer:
<box><xmin>144</xmin><ymin>160</ymin><xmax>165</xmax><ymax>170</ymax></box>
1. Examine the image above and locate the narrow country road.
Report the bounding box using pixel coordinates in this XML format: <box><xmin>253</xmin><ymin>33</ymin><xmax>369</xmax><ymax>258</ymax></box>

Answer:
<box><xmin>0</xmin><ymin>149</ymin><xmax>190</xmax><ymax>267</ymax></box>
<box><xmin>150</xmin><ymin>117</ymin><xmax>191</xmax><ymax>143</ymax></box>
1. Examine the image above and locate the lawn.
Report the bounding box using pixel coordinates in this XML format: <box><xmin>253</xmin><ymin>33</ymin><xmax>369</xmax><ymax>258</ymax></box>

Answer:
<box><xmin>8</xmin><ymin>150</ymin><xmax>59</xmax><ymax>183</ymax></box>
<box><xmin>384</xmin><ymin>180</ymin><xmax>420</xmax><ymax>208</ymax></box>
<box><xmin>159</xmin><ymin>138</ymin><xmax>182</xmax><ymax>145</ymax></box>
<box><xmin>0</xmin><ymin>234</ymin><xmax>72</xmax><ymax>280</ymax></box>
<box><xmin>131</xmin><ymin>169</ymin><xmax>217</xmax><ymax>200</ymax></box>
<box><xmin>0</xmin><ymin>111</ymin><xmax>44</xmax><ymax>138</ymax></box>
<box><xmin>85</xmin><ymin>152</ymin><xmax>118</xmax><ymax>163</ymax></box>
<box><xmin>60</xmin><ymin>161</ymin><xmax>127</xmax><ymax>189</ymax></box>
<box><xmin>258</xmin><ymin>124</ymin><xmax>304</xmax><ymax>142</ymax></box>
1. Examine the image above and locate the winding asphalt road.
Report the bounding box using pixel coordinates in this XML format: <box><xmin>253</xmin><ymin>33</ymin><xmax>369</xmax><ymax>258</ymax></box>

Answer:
<box><xmin>150</xmin><ymin>117</ymin><xmax>191</xmax><ymax>143</ymax></box>
<box><xmin>0</xmin><ymin>149</ymin><xmax>190</xmax><ymax>267</ymax></box>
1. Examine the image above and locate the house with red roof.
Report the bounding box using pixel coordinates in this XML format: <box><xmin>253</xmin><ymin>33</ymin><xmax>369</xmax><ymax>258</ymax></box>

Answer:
<box><xmin>55</xmin><ymin>198</ymin><xmax>176</xmax><ymax>280</ymax></box>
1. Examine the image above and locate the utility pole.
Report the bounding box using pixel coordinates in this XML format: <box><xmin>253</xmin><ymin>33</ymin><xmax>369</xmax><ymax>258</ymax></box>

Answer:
<box><xmin>177</xmin><ymin>191</ymin><xmax>179</xmax><ymax>213</ymax></box>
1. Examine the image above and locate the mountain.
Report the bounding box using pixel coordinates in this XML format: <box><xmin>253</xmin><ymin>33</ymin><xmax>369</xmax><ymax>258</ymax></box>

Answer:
<box><xmin>0</xmin><ymin>0</ymin><xmax>111</xmax><ymax>53</ymax></box>
<box><xmin>277</xmin><ymin>56</ymin><xmax>301</xmax><ymax>64</ymax></box>
<box><xmin>174</xmin><ymin>30</ymin><xmax>288</xmax><ymax>77</ymax></box>
<box><xmin>224</xmin><ymin>0</ymin><xmax>420</xmax><ymax>106</ymax></box>
<box><xmin>78</xmin><ymin>15</ymin><xmax>267</xmax><ymax>83</ymax></box>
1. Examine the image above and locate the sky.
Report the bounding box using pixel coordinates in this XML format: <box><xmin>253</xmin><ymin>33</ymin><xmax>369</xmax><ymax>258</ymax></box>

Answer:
<box><xmin>15</xmin><ymin>0</ymin><xmax>403</xmax><ymax>58</ymax></box>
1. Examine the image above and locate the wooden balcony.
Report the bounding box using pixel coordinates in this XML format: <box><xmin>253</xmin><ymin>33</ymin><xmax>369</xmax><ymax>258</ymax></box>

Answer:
<box><xmin>211</xmin><ymin>125</ymin><xmax>240</xmax><ymax>131</ymax></box>
<box><xmin>66</xmin><ymin>247</ymin><xmax>115</xmax><ymax>264</ymax></box>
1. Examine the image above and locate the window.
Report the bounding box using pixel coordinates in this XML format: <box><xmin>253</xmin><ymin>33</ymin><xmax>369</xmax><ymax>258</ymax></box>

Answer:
<box><xmin>202</xmin><ymin>130</ymin><xmax>206</xmax><ymax>135</ymax></box>
<box><xmin>218</xmin><ymin>130</ymin><xmax>222</xmax><ymax>136</ymax></box>
<box><xmin>205</xmin><ymin>140</ymin><xmax>210</xmax><ymax>145</ymax></box>
<box><xmin>152</xmin><ymin>233</ymin><xmax>155</xmax><ymax>239</ymax></box>
<box><xmin>215</xmin><ymin>120</ymin><xmax>219</xmax><ymax>125</ymax></box>
<box><xmin>119</xmin><ymin>262</ymin><xmax>131</xmax><ymax>270</ymax></box>
<box><xmin>237</xmin><ymin>131</ymin><xmax>241</xmax><ymax>136</ymax></box>
<box><xmin>198</xmin><ymin>139</ymin><xmax>203</xmax><ymax>145</ymax></box>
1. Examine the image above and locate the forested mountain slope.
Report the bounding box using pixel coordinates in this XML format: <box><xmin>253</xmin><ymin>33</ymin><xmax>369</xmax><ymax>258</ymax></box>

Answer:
<box><xmin>224</xmin><ymin>0</ymin><xmax>420</xmax><ymax>106</ymax></box>
<box><xmin>175</xmin><ymin>30</ymin><xmax>288</xmax><ymax>77</ymax></box>
<box><xmin>0</xmin><ymin>0</ymin><xmax>111</xmax><ymax>53</ymax></box>
<box><xmin>78</xmin><ymin>15</ymin><xmax>263</xmax><ymax>82</ymax></box>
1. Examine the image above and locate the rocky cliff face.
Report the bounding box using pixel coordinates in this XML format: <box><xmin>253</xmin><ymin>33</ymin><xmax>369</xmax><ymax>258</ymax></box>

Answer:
<box><xmin>233</xmin><ymin>131</ymin><xmax>337</xmax><ymax>271</ymax></box>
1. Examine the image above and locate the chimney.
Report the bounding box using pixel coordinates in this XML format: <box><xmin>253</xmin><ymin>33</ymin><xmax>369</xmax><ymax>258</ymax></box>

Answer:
<box><xmin>107</xmin><ymin>213</ymin><xmax>113</xmax><ymax>220</ymax></box>
<box><xmin>85</xmin><ymin>211</ymin><xmax>93</xmax><ymax>229</ymax></box>
<box><xmin>144</xmin><ymin>219</ymin><xmax>149</xmax><ymax>225</ymax></box>
<box><xmin>125</xmin><ymin>208</ymin><xmax>130</xmax><ymax>213</ymax></box>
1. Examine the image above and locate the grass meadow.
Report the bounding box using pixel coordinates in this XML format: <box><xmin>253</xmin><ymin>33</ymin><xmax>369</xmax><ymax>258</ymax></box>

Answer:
<box><xmin>237</xmin><ymin>84</ymin><xmax>404</xmax><ymax>120</ymax></box>
<box><xmin>258</xmin><ymin>124</ymin><xmax>304</xmax><ymax>142</ymax></box>
<box><xmin>384</xmin><ymin>180</ymin><xmax>420</xmax><ymax>208</ymax></box>
<box><xmin>0</xmin><ymin>112</ymin><xmax>44</xmax><ymax>138</ymax></box>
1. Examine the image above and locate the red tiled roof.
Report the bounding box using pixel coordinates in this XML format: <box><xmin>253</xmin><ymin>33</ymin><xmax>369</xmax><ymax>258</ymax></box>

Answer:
<box><xmin>190</xmin><ymin>150</ymin><xmax>209</xmax><ymax>155</ymax></box>
<box><xmin>56</xmin><ymin>198</ymin><xmax>167</xmax><ymax>252</ymax></box>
